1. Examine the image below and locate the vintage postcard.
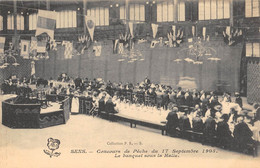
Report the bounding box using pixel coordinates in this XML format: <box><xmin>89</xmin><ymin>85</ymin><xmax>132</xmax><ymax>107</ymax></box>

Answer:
<box><xmin>0</xmin><ymin>0</ymin><xmax>259</xmax><ymax>167</ymax></box>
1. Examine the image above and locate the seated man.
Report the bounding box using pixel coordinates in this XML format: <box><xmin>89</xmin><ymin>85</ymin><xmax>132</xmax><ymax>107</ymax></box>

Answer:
<box><xmin>216</xmin><ymin>114</ymin><xmax>234</xmax><ymax>149</ymax></box>
<box><xmin>166</xmin><ymin>107</ymin><xmax>179</xmax><ymax>136</ymax></box>
<box><xmin>192</xmin><ymin>111</ymin><xmax>204</xmax><ymax>133</ymax></box>
<box><xmin>178</xmin><ymin>112</ymin><xmax>191</xmax><ymax>137</ymax></box>
<box><xmin>105</xmin><ymin>97</ymin><xmax>117</xmax><ymax>114</ymax></box>
<box><xmin>98</xmin><ymin>94</ymin><xmax>106</xmax><ymax>113</ymax></box>
<box><xmin>203</xmin><ymin>112</ymin><xmax>216</xmax><ymax>144</ymax></box>
<box><xmin>233</xmin><ymin>116</ymin><xmax>255</xmax><ymax>152</ymax></box>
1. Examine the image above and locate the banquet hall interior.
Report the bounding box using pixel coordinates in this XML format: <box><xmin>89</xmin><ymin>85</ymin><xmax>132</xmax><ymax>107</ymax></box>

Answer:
<box><xmin>0</xmin><ymin>0</ymin><xmax>260</xmax><ymax>162</ymax></box>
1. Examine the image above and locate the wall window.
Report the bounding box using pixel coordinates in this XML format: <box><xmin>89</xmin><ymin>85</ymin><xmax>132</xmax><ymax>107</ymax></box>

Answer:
<box><xmin>246</xmin><ymin>43</ymin><xmax>260</xmax><ymax>57</ymax></box>
<box><xmin>56</xmin><ymin>10</ymin><xmax>77</xmax><ymax>28</ymax></box>
<box><xmin>0</xmin><ymin>15</ymin><xmax>3</xmax><ymax>31</ymax></box>
<box><xmin>157</xmin><ymin>2</ymin><xmax>174</xmax><ymax>22</ymax></box>
<box><xmin>246</xmin><ymin>0</ymin><xmax>260</xmax><ymax>17</ymax></box>
<box><xmin>29</xmin><ymin>13</ymin><xmax>37</xmax><ymax>30</ymax></box>
<box><xmin>129</xmin><ymin>4</ymin><xmax>145</xmax><ymax>22</ymax></box>
<box><xmin>87</xmin><ymin>7</ymin><xmax>109</xmax><ymax>26</ymax></box>
<box><xmin>199</xmin><ymin>0</ymin><xmax>230</xmax><ymax>20</ymax></box>
<box><xmin>7</xmin><ymin>14</ymin><xmax>24</xmax><ymax>30</ymax></box>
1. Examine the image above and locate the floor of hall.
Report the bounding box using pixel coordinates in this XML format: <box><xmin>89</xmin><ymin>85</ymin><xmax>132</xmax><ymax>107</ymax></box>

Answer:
<box><xmin>0</xmin><ymin>95</ymin><xmax>259</xmax><ymax>168</ymax></box>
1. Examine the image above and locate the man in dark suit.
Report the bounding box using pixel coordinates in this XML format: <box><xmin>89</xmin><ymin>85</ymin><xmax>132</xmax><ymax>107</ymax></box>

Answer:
<box><xmin>203</xmin><ymin>112</ymin><xmax>216</xmax><ymax>144</ymax></box>
<box><xmin>166</xmin><ymin>107</ymin><xmax>179</xmax><ymax>136</ymax></box>
<box><xmin>105</xmin><ymin>97</ymin><xmax>117</xmax><ymax>114</ymax></box>
<box><xmin>162</xmin><ymin>90</ymin><xmax>169</xmax><ymax>110</ymax></box>
<box><xmin>216</xmin><ymin>114</ymin><xmax>234</xmax><ymax>149</ymax></box>
<box><xmin>233</xmin><ymin>117</ymin><xmax>254</xmax><ymax>152</ymax></box>
<box><xmin>192</xmin><ymin>111</ymin><xmax>204</xmax><ymax>133</ymax></box>
<box><xmin>98</xmin><ymin>94</ymin><xmax>106</xmax><ymax>113</ymax></box>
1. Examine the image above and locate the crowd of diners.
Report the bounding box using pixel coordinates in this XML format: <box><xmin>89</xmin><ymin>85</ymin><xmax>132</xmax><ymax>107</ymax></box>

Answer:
<box><xmin>1</xmin><ymin>73</ymin><xmax>260</xmax><ymax>154</ymax></box>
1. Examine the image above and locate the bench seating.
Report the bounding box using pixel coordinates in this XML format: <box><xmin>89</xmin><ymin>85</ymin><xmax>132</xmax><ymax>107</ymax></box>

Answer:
<box><xmin>111</xmin><ymin>113</ymin><xmax>167</xmax><ymax>135</ymax></box>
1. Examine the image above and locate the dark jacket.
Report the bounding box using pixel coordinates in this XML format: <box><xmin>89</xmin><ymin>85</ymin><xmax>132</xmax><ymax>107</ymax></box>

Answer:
<box><xmin>105</xmin><ymin>99</ymin><xmax>117</xmax><ymax>114</ymax></box>
<box><xmin>216</xmin><ymin>121</ymin><xmax>232</xmax><ymax>138</ymax></box>
<box><xmin>98</xmin><ymin>97</ymin><xmax>105</xmax><ymax>112</ymax></box>
<box><xmin>203</xmin><ymin>116</ymin><xmax>216</xmax><ymax>136</ymax></box>
<box><xmin>166</xmin><ymin>111</ymin><xmax>179</xmax><ymax>129</ymax></box>
<box><xmin>233</xmin><ymin>122</ymin><xmax>253</xmax><ymax>144</ymax></box>
<box><xmin>192</xmin><ymin>117</ymin><xmax>204</xmax><ymax>133</ymax></box>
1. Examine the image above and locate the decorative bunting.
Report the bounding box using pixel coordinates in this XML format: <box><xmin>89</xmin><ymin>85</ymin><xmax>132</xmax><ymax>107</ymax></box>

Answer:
<box><xmin>85</xmin><ymin>15</ymin><xmax>96</xmax><ymax>41</ymax></box>
<box><xmin>35</xmin><ymin>10</ymin><xmax>57</xmax><ymax>39</ymax></box>
<box><xmin>151</xmin><ymin>23</ymin><xmax>158</xmax><ymax>38</ymax></box>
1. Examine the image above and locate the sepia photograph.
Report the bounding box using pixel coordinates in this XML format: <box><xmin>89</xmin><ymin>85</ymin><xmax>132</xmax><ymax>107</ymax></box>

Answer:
<box><xmin>0</xmin><ymin>0</ymin><xmax>259</xmax><ymax>167</ymax></box>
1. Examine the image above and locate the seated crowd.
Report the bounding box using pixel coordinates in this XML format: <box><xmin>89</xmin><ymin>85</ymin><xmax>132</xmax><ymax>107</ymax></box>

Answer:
<box><xmin>1</xmin><ymin>74</ymin><xmax>259</xmax><ymax>154</ymax></box>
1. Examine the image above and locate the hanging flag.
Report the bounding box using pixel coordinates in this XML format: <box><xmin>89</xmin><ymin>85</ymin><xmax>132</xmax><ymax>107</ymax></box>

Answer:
<box><xmin>172</xmin><ymin>25</ymin><xmax>176</xmax><ymax>35</ymax></box>
<box><xmin>129</xmin><ymin>22</ymin><xmax>134</xmax><ymax>38</ymax></box>
<box><xmin>37</xmin><ymin>40</ymin><xmax>47</xmax><ymax>53</ymax></box>
<box><xmin>35</xmin><ymin>10</ymin><xmax>57</xmax><ymax>39</ymax></box>
<box><xmin>151</xmin><ymin>23</ymin><xmax>158</xmax><ymax>38</ymax></box>
<box><xmin>192</xmin><ymin>26</ymin><xmax>195</xmax><ymax>37</ymax></box>
<box><xmin>30</xmin><ymin>37</ymin><xmax>37</xmax><ymax>57</ymax></box>
<box><xmin>112</xmin><ymin>39</ymin><xmax>119</xmax><ymax>54</ymax></box>
<box><xmin>93</xmin><ymin>43</ymin><xmax>102</xmax><ymax>57</ymax></box>
<box><xmin>0</xmin><ymin>37</ymin><xmax>5</xmax><ymax>54</ymax></box>
<box><xmin>226</xmin><ymin>26</ymin><xmax>231</xmax><ymax>36</ymax></box>
<box><xmin>203</xmin><ymin>27</ymin><xmax>206</xmax><ymax>41</ymax></box>
<box><xmin>85</xmin><ymin>15</ymin><xmax>96</xmax><ymax>41</ymax></box>
<box><xmin>31</xmin><ymin>61</ymin><xmax>35</xmax><ymax>76</ymax></box>
<box><xmin>20</xmin><ymin>40</ymin><xmax>30</xmax><ymax>59</ymax></box>
<box><xmin>62</xmin><ymin>41</ymin><xmax>73</xmax><ymax>59</ymax></box>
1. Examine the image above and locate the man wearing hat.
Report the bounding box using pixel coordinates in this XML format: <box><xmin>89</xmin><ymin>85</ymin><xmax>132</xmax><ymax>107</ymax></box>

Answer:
<box><xmin>166</xmin><ymin>107</ymin><xmax>179</xmax><ymax>136</ymax></box>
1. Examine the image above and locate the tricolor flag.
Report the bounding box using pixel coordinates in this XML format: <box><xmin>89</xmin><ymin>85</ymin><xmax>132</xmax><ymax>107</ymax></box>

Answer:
<box><xmin>62</xmin><ymin>41</ymin><xmax>73</xmax><ymax>59</ymax></box>
<box><xmin>20</xmin><ymin>40</ymin><xmax>30</xmax><ymax>59</ymax></box>
<box><xmin>85</xmin><ymin>15</ymin><xmax>96</xmax><ymax>41</ymax></box>
<box><xmin>151</xmin><ymin>23</ymin><xmax>158</xmax><ymax>38</ymax></box>
<box><xmin>35</xmin><ymin>10</ymin><xmax>57</xmax><ymax>39</ymax></box>
<box><xmin>0</xmin><ymin>37</ymin><xmax>5</xmax><ymax>54</ymax></box>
